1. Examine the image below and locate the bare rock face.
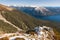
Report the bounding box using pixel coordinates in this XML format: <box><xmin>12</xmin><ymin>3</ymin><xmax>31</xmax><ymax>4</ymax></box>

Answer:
<box><xmin>34</xmin><ymin>26</ymin><xmax>55</xmax><ymax>40</ymax></box>
<box><xmin>0</xmin><ymin>26</ymin><xmax>56</xmax><ymax>40</ymax></box>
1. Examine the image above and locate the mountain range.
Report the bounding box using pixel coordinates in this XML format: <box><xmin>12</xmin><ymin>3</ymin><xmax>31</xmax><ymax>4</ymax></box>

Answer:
<box><xmin>11</xmin><ymin>6</ymin><xmax>60</xmax><ymax>22</ymax></box>
<box><xmin>0</xmin><ymin>4</ymin><xmax>60</xmax><ymax>40</ymax></box>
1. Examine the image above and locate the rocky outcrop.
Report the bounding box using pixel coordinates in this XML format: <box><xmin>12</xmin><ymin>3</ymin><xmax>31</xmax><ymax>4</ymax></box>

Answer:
<box><xmin>0</xmin><ymin>26</ymin><xmax>56</xmax><ymax>40</ymax></box>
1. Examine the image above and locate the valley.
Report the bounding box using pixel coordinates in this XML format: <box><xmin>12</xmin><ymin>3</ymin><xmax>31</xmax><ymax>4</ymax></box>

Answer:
<box><xmin>12</xmin><ymin>6</ymin><xmax>60</xmax><ymax>22</ymax></box>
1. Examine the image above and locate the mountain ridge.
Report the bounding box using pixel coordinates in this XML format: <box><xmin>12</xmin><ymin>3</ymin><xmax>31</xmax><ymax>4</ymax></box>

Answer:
<box><xmin>11</xmin><ymin>6</ymin><xmax>60</xmax><ymax>16</ymax></box>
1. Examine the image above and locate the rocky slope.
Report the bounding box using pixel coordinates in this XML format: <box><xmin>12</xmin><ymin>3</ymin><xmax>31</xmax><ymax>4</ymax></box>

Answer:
<box><xmin>0</xmin><ymin>26</ymin><xmax>56</xmax><ymax>40</ymax></box>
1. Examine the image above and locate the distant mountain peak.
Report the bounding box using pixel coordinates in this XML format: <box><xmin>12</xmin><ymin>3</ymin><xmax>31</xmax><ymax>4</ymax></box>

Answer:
<box><xmin>35</xmin><ymin>7</ymin><xmax>52</xmax><ymax>16</ymax></box>
<box><xmin>35</xmin><ymin>7</ymin><xmax>48</xmax><ymax>11</ymax></box>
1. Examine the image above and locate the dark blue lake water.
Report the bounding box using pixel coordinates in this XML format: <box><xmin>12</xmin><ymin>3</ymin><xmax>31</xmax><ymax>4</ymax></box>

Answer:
<box><xmin>40</xmin><ymin>15</ymin><xmax>60</xmax><ymax>22</ymax></box>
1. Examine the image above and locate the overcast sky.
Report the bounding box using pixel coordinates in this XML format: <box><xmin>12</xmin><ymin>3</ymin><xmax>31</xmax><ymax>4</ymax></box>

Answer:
<box><xmin>0</xmin><ymin>0</ymin><xmax>60</xmax><ymax>7</ymax></box>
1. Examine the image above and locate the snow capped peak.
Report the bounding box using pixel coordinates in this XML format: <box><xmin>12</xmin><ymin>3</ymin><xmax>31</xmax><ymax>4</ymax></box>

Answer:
<box><xmin>35</xmin><ymin>7</ymin><xmax>46</xmax><ymax>11</ymax></box>
<box><xmin>35</xmin><ymin>7</ymin><xmax>52</xmax><ymax>15</ymax></box>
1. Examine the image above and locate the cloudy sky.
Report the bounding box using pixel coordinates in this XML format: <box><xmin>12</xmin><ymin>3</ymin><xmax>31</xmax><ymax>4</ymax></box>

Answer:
<box><xmin>0</xmin><ymin>0</ymin><xmax>60</xmax><ymax>7</ymax></box>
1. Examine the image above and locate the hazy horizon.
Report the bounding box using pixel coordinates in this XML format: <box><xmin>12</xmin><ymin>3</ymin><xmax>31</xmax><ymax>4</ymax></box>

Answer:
<box><xmin>0</xmin><ymin>0</ymin><xmax>60</xmax><ymax>7</ymax></box>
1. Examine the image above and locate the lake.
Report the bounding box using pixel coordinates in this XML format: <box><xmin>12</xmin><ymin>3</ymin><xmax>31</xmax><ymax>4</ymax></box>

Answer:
<box><xmin>40</xmin><ymin>15</ymin><xmax>60</xmax><ymax>22</ymax></box>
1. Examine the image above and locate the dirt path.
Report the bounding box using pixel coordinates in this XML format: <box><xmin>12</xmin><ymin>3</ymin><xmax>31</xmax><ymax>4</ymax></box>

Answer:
<box><xmin>0</xmin><ymin>12</ymin><xmax>22</xmax><ymax>31</ymax></box>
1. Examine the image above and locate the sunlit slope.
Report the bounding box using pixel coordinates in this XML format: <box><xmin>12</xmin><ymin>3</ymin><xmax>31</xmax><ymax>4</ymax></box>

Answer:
<box><xmin>0</xmin><ymin>20</ymin><xmax>17</xmax><ymax>33</ymax></box>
